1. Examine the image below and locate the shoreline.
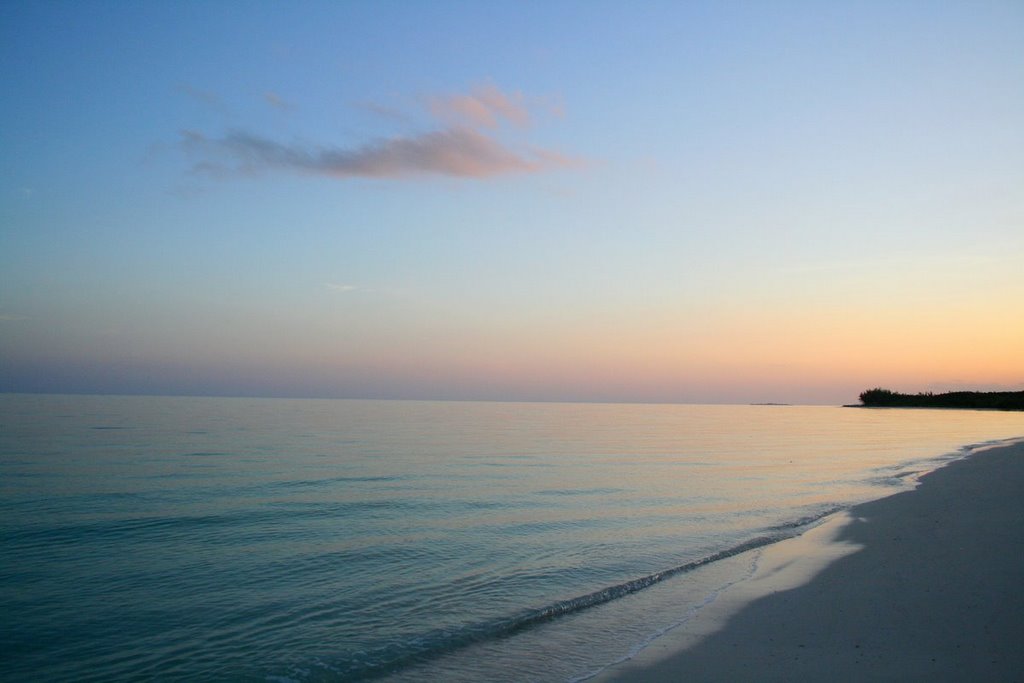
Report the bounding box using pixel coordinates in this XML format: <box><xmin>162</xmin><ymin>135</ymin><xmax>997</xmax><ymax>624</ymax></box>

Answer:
<box><xmin>843</xmin><ymin>404</ymin><xmax>1024</xmax><ymax>412</ymax></box>
<box><xmin>594</xmin><ymin>439</ymin><xmax>1024</xmax><ymax>682</ymax></box>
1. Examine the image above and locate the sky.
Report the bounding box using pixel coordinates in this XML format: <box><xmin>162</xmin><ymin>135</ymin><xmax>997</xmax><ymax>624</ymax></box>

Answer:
<box><xmin>2</xmin><ymin>1</ymin><xmax>1023</xmax><ymax>405</ymax></box>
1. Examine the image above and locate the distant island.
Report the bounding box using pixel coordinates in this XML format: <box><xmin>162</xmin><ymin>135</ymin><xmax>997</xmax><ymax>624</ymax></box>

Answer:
<box><xmin>858</xmin><ymin>388</ymin><xmax>1024</xmax><ymax>411</ymax></box>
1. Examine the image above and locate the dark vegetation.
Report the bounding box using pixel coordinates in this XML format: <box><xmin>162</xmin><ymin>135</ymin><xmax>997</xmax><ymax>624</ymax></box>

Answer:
<box><xmin>859</xmin><ymin>388</ymin><xmax>1024</xmax><ymax>411</ymax></box>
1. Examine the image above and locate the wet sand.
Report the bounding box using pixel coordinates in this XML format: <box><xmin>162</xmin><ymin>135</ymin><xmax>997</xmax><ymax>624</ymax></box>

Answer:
<box><xmin>596</xmin><ymin>439</ymin><xmax>1024</xmax><ymax>682</ymax></box>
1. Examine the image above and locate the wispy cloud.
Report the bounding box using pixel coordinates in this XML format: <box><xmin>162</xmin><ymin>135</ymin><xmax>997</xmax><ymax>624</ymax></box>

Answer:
<box><xmin>354</xmin><ymin>100</ymin><xmax>413</xmax><ymax>123</ymax></box>
<box><xmin>177</xmin><ymin>83</ymin><xmax>223</xmax><ymax>108</ymax></box>
<box><xmin>325</xmin><ymin>282</ymin><xmax>361</xmax><ymax>293</ymax></box>
<box><xmin>427</xmin><ymin>84</ymin><xmax>530</xmax><ymax>128</ymax></box>
<box><xmin>183</xmin><ymin>127</ymin><xmax>576</xmax><ymax>179</ymax></box>
<box><xmin>264</xmin><ymin>91</ymin><xmax>294</xmax><ymax>111</ymax></box>
<box><xmin>180</xmin><ymin>84</ymin><xmax>580</xmax><ymax>181</ymax></box>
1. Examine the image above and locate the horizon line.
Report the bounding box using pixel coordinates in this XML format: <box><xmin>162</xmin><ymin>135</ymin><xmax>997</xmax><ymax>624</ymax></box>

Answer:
<box><xmin>0</xmin><ymin>389</ymin><xmax>838</xmax><ymax>408</ymax></box>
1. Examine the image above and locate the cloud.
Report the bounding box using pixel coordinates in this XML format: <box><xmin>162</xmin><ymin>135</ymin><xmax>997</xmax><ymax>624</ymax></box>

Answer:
<box><xmin>428</xmin><ymin>84</ymin><xmax>531</xmax><ymax>128</ymax></box>
<box><xmin>177</xmin><ymin>83</ymin><xmax>223</xmax><ymax>108</ymax></box>
<box><xmin>182</xmin><ymin>126</ymin><xmax>577</xmax><ymax>179</ymax></box>
<box><xmin>354</xmin><ymin>100</ymin><xmax>413</xmax><ymax>123</ymax></box>
<box><xmin>264</xmin><ymin>91</ymin><xmax>294</xmax><ymax>110</ymax></box>
<box><xmin>181</xmin><ymin>84</ymin><xmax>580</xmax><ymax>181</ymax></box>
<box><xmin>325</xmin><ymin>283</ymin><xmax>359</xmax><ymax>293</ymax></box>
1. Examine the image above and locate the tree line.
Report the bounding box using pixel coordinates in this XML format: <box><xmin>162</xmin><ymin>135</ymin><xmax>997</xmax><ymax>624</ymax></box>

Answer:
<box><xmin>859</xmin><ymin>388</ymin><xmax>1024</xmax><ymax>411</ymax></box>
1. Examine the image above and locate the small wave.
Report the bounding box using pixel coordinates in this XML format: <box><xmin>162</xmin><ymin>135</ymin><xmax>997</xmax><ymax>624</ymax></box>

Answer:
<box><xmin>4</xmin><ymin>497</ymin><xmax>434</xmax><ymax>547</ymax></box>
<box><xmin>867</xmin><ymin>437</ymin><xmax>1024</xmax><ymax>492</ymax></box>
<box><xmin>258</xmin><ymin>475</ymin><xmax>406</xmax><ymax>492</ymax></box>
<box><xmin>962</xmin><ymin>436</ymin><xmax>1024</xmax><ymax>453</ymax></box>
<box><xmin>764</xmin><ymin>505</ymin><xmax>845</xmax><ymax>532</ymax></box>
<box><xmin>323</xmin><ymin>475</ymin><xmax>406</xmax><ymax>484</ymax></box>
<box><xmin>571</xmin><ymin>547</ymin><xmax>767</xmax><ymax>683</ymax></box>
<box><xmin>309</xmin><ymin>517</ymin><xmax>836</xmax><ymax>681</ymax></box>
<box><xmin>536</xmin><ymin>487</ymin><xmax>625</xmax><ymax>497</ymax></box>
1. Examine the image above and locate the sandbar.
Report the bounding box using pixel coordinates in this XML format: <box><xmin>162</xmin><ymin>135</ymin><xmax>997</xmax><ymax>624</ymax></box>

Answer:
<box><xmin>596</xmin><ymin>439</ymin><xmax>1024</xmax><ymax>682</ymax></box>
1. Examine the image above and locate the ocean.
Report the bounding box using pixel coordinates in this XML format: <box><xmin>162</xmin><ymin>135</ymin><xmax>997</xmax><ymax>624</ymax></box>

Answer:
<box><xmin>1</xmin><ymin>394</ymin><xmax>1021</xmax><ymax>681</ymax></box>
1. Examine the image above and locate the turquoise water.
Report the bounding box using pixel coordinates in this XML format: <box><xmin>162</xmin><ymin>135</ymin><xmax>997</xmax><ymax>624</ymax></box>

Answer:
<box><xmin>1</xmin><ymin>395</ymin><xmax>1021</xmax><ymax>681</ymax></box>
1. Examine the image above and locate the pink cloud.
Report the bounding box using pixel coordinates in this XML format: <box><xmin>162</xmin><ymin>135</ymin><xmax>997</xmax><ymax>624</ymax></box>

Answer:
<box><xmin>182</xmin><ymin>126</ymin><xmax>576</xmax><ymax>179</ymax></box>
<box><xmin>428</xmin><ymin>84</ymin><xmax>531</xmax><ymax>128</ymax></box>
<box><xmin>181</xmin><ymin>84</ymin><xmax>579</xmax><ymax>181</ymax></box>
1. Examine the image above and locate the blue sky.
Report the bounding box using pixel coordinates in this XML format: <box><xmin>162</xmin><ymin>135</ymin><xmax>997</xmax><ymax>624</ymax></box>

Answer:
<box><xmin>2</xmin><ymin>1</ymin><xmax>1023</xmax><ymax>404</ymax></box>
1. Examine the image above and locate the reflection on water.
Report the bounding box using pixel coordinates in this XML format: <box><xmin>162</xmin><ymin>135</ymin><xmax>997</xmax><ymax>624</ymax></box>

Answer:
<box><xmin>1</xmin><ymin>395</ymin><xmax>1020</xmax><ymax>681</ymax></box>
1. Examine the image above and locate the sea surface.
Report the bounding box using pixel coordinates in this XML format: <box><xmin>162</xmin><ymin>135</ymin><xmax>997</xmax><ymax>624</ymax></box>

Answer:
<box><xmin>1</xmin><ymin>395</ymin><xmax>1021</xmax><ymax>681</ymax></box>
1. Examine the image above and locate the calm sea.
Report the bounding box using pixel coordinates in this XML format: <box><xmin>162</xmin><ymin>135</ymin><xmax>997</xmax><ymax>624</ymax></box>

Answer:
<box><xmin>1</xmin><ymin>395</ymin><xmax>1021</xmax><ymax>681</ymax></box>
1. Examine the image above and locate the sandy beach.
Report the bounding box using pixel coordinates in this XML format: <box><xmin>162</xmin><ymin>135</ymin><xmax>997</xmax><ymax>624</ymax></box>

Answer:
<box><xmin>597</xmin><ymin>439</ymin><xmax>1024</xmax><ymax>682</ymax></box>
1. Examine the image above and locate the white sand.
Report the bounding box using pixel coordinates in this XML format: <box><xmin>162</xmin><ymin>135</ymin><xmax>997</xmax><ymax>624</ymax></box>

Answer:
<box><xmin>595</xmin><ymin>439</ymin><xmax>1024</xmax><ymax>682</ymax></box>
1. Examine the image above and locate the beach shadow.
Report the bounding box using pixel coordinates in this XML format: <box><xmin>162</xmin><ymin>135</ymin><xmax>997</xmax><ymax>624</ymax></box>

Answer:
<box><xmin>606</xmin><ymin>444</ymin><xmax>1024</xmax><ymax>682</ymax></box>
